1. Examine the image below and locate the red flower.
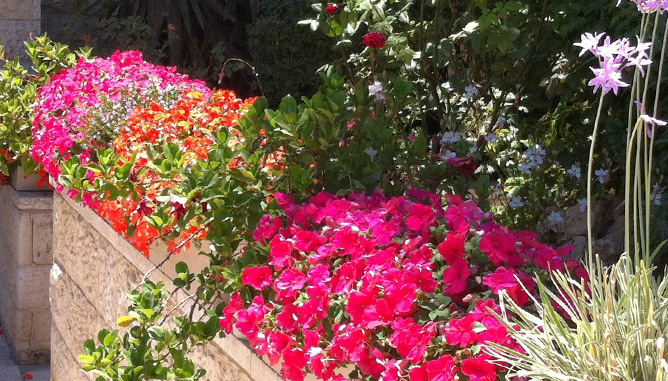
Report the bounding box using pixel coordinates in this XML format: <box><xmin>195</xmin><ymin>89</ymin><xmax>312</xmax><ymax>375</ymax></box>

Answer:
<box><xmin>479</xmin><ymin>228</ymin><xmax>519</xmax><ymax>266</ymax></box>
<box><xmin>363</xmin><ymin>32</ymin><xmax>387</xmax><ymax>49</ymax></box>
<box><xmin>443</xmin><ymin>260</ymin><xmax>470</xmax><ymax>296</ymax></box>
<box><xmin>274</xmin><ymin>268</ymin><xmax>307</xmax><ymax>301</ymax></box>
<box><xmin>438</xmin><ymin>231</ymin><xmax>466</xmax><ymax>265</ymax></box>
<box><xmin>409</xmin><ymin>354</ymin><xmax>458</xmax><ymax>381</ymax></box>
<box><xmin>242</xmin><ymin>265</ymin><xmax>274</xmax><ymax>290</ymax></box>
<box><xmin>390</xmin><ymin>318</ymin><xmax>436</xmax><ymax>363</ymax></box>
<box><xmin>219</xmin><ymin>292</ymin><xmax>243</xmax><ymax>334</ymax></box>
<box><xmin>445</xmin><ymin>316</ymin><xmax>477</xmax><ymax>347</ymax></box>
<box><xmin>461</xmin><ymin>355</ymin><xmax>498</xmax><ymax>381</ymax></box>
<box><xmin>326</xmin><ymin>4</ymin><xmax>338</xmax><ymax>14</ymax></box>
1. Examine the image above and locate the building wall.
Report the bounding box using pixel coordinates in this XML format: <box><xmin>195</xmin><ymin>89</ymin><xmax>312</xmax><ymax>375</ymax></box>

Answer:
<box><xmin>0</xmin><ymin>0</ymin><xmax>40</xmax><ymax>60</ymax></box>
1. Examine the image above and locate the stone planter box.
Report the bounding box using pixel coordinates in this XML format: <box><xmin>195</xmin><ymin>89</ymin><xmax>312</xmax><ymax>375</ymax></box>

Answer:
<box><xmin>0</xmin><ymin>184</ymin><xmax>53</xmax><ymax>364</ymax></box>
<box><xmin>50</xmin><ymin>192</ymin><xmax>282</xmax><ymax>381</ymax></box>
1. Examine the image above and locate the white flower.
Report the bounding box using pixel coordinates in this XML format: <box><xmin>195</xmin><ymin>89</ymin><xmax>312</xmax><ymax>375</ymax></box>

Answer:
<box><xmin>484</xmin><ymin>133</ymin><xmax>498</xmax><ymax>145</ymax></box>
<box><xmin>509</xmin><ymin>196</ymin><xmax>525</xmax><ymax>209</ymax></box>
<box><xmin>365</xmin><ymin>147</ymin><xmax>378</xmax><ymax>159</ymax></box>
<box><xmin>567</xmin><ymin>165</ymin><xmax>582</xmax><ymax>179</ymax></box>
<box><xmin>170</xmin><ymin>194</ymin><xmax>188</xmax><ymax>206</ymax></box>
<box><xmin>639</xmin><ymin>113</ymin><xmax>666</xmax><ymax>126</ymax></box>
<box><xmin>368</xmin><ymin>81</ymin><xmax>386</xmax><ymax>100</ymax></box>
<box><xmin>547</xmin><ymin>211</ymin><xmax>564</xmax><ymax>223</ymax></box>
<box><xmin>440</xmin><ymin>131</ymin><xmax>462</xmax><ymax>145</ymax></box>
<box><xmin>578</xmin><ymin>198</ymin><xmax>587</xmax><ymax>212</ymax></box>
<box><xmin>307</xmin><ymin>346</ymin><xmax>323</xmax><ymax>357</ymax></box>
<box><xmin>464</xmin><ymin>85</ymin><xmax>478</xmax><ymax>100</ymax></box>
<box><xmin>595</xmin><ymin>168</ymin><xmax>610</xmax><ymax>184</ymax></box>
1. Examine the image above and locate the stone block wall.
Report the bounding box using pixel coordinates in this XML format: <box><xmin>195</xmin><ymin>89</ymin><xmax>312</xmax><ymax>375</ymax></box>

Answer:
<box><xmin>0</xmin><ymin>0</ymin><xmax>40</xmax><ymax>60</ymax></box>
<box><xmin>0</xmin><ymin>185</ymin><xmax>52</xmax><ymax>364</ymax></box>
<box><xmin>51</xmin><ymin>192</ymin><xmax>282</xmax><ymax>381</ymax></box>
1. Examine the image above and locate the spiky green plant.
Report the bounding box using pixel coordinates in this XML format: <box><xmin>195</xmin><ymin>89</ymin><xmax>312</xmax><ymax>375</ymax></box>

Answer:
<box><xmin>489</xmin><ymin>252</ymin><xmax>668</xmax><ymax>380</ymax></box>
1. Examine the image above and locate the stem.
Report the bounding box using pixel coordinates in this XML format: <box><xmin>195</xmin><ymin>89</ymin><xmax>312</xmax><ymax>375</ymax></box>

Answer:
<box><xmin>625</xmin><ymin>118</ymin><xmax>642</xmax><ymax>265</ymax></box>
<box><xmin>587</xmin><ymin>94</ymin><xmax>606</xmax><ymax>266</ymax></box>
<box><xmin>646</xmin><ymin>17</ymin><xmax>668</xmax><ymax>260</ymax></box>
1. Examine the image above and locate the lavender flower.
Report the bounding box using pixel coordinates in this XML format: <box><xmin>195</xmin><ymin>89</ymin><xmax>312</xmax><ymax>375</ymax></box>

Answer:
<box><xmin>509</xmin><ymin>197</ymin><xmax>525</xmax><ymax>209</ymax></box>
<box><xmin>576</xmin><ymin>33</ymin><xmax>653</xmax><ymax>95</ymax></box>
<box><xmin>547</xmin><ymin>211</ymin><xmax>564</xmax><ymax>223</ymax></box>
<box><xmin>618</xmin><ymin>0</ymin><xmax>668</xmax><ymax>13</ymax></box>
<box><xmin>440</xmin><ymin>131</ymin><xmax>462</xmax><ymax>145</ymax></box>
<box><xmin>595</xmin><ymin>168</ymin><xmax>610</xmax><ymax>184</ymax></box>
<box><xmin>578</xmin><ymin>198</ymin><xmax>588</xmax><ymax>212</ymax></box>
<box><xmin>568</xmin><ymin>165</ymin><xmax>582</xmax><ymax>179</ymax></box>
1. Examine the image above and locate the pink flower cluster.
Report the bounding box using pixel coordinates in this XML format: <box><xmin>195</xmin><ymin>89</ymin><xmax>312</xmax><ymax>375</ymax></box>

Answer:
<box><xmin>617</xmin><ymin>0</ymin><xmax>668</xmax><ymax>13</ymax></box>
<box><xmin>31</xmin><ymin>50</ymin><xmax>210</xmax><ymax>185</ymax></box>
<box><xmin>221</xmin><ymin>190</ymin><xmax>587</xmax><ymax>381</ymax></box>
<box><xmin>574</xmin><ymin>32</ymin><xmax>651</xmax><ymax>95</ymax></box>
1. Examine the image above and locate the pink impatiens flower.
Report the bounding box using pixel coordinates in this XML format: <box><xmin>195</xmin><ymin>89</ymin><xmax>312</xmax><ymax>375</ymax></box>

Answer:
<box><xmin>483</xmin><ymin>267</ymin><xmax>536</xmax><ymax>307</ymax></box>
<box><xmin>445</xmin><ymin>315</ymin><xmax>478</xmax><ymax>347</ymax></box>
<box><xmin>462</xmin><ymin>355</ymin><xmax>499</xmax><ymax>381</ymax></box>
<box><xmin>242</xmin><ymin>265</ymin><xmax>273</xmax><ymax>290</ymax></box>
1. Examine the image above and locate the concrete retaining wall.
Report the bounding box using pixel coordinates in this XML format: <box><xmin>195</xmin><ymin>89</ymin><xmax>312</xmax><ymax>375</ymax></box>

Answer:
<box><xmin>50</xmin><ymin>192</ymin><xmax>282</xmax><ymax>380</ymax></box>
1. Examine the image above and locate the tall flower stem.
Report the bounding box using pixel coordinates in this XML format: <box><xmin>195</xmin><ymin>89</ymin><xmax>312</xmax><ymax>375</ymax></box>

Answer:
<box><xmin>587</xmin><ymin>95</ymin><xmax>606</xmax><ymax>265</ymax></box>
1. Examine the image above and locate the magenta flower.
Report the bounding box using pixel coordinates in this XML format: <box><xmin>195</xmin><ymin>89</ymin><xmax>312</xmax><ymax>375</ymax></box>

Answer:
<box><xmin>241</xmin><ymin>265</ymin><xmax>274</xmax><ymax>290</ymax></box>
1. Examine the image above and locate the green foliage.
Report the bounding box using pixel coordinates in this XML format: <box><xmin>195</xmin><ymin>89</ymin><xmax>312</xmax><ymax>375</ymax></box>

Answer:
<box><xmin>246</xmin><ymin>0</ymin><xmax>335</xmax><ymax>106</ymax></box>
<box><xmin>289</xmin><ymin>0</ymin><xmax>645</xmax><ymax>232</ymax></box>
<box><xmin>79</xmin><ymin>281</ymin><xmax>210</xmax><ymax>380</ymax></box>
<box><xmin>0</xmin><ymin>35</ymin><xmax>87</xmax><ymax>179</ymax></box>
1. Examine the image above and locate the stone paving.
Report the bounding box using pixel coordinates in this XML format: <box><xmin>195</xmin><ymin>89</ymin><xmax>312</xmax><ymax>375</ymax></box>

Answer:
<box><xmin>0</xmin><ymin>326</ymin><xmax>50</xmax><ymax>381</ymax></box>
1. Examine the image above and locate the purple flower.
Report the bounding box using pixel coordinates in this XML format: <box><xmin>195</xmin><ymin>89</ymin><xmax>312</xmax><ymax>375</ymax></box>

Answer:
<box><xmin>618</xmin><ymin>0</ymin><xmax>668</xmax><ymax>13</ymax></box>
<box><xmin>589</xmin><ymin>58</ymin><xmax>628</xmax><ymax>95</ymax></box>
<box><xmin>576</xmin><ymin>33</ymin><xmax>653</xmax><ymax>95</ymax></box>
<box><xmin>635</xmin><ymin>101</ymin><xmax>666</xmax><ymax>136</ymax></box>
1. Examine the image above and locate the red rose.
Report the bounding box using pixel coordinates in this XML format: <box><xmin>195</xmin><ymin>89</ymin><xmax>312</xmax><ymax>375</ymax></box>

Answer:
<box><xmin>363</xmin><ymin>32</ymin><xmax>387</xmax><ymax>49</ymax></box>
<box><xmin>326</xmin><ymin>4</ymin><xmax>338</xmax><ymax>14</ymax></box>
<box><xmin>447</xmin><ymin>155</ymin><xmax>479</xmax><ymax>178</ymax></box>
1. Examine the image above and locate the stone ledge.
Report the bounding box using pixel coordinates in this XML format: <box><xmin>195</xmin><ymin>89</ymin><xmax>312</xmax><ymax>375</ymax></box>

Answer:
<box><xmin>0</xmin><ymin>185</ymin><xmax>53</xmax><ymax>211</ymax></box>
